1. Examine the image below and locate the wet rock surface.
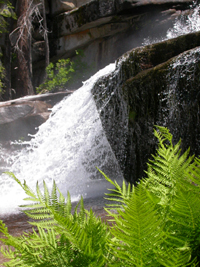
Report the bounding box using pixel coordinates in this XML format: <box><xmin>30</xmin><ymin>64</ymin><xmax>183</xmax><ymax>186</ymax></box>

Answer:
<box><xmin>123</xmin><ymin>49</ymin><xmax>200</xmax><ymax>182</ymax></box>
<box><xmin>93</xmin><ymin>30</ymin><xmax>200</xmax><ymax>183</ymax></box>
<box><xmin>33</xmin><ymin>0</ymin><xmax>194</xmax><ymax>88</ymax></box>
<box><xmin>0</xmin><ymin>91</ymin><xmax>72</xmax><ymax>142</ymax></box>
<box><xmin>52</xmin><ymin>0</ymin><xmax>192</xmax><ymax>60</ymax></box>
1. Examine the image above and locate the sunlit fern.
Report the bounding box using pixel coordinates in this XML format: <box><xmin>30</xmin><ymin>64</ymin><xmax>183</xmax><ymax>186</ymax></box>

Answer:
<box><xmin>1</xmin><ymin>126</ymin><xmax>200</xmax><ymax>266</ymax></box>
<box><xmin>143</xmin><ymin>126</ymin><xmax>194</xmax><ymax>206</ymax></box>
<box><xmin>0</xmin><ymin>175</ymin><xmax>110</xmax><ymax>267</ymax></box>
<box><xmin>142</xmin><ymin>126</ymin><xmax>200</xmax><ymax>252</ymax></box>
<box><xmin>99</xmin><ymin>126</ymin><xmax>200</xmax><ymax>266</ymax></box>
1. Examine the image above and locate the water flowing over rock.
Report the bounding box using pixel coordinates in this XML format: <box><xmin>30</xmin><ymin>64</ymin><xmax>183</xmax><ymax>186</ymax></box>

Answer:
<box><xmin>0</xmin><ymin>65</ymin><xmax>123</xmax><ymax>215</ymax></box>
<box><xmin>1</xmin><ymin>1</ymin><xmax>200</xmax><ymax>216</ymax></box>
<box><xmin>33</xmin><ymin>0</ymin><xmax>195</xmax><ymax>88</ymax></box>
<box><xmin>92</xmin><ymin>30</ymin><xmax>200</xmax><ymax>183</ymax></box>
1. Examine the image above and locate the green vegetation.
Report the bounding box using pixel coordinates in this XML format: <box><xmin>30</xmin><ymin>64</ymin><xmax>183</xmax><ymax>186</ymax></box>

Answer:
<box><xmin>1</xmin><ymin>126</ymin><xmax>200</xmax><ymax>266</ymax></box>
<box><xmin>36</xmin><ymin>58</ymin><xmax>75</xmax><ymax>94</ymax></box>
<box><xmin>36</xmin><ymin>50</ymin><xmax>91</xmax><ymax>94</ymax></box>
<box><xmin>0</xmin><ymin>0</ymin><xmax>16</xmax><ymax>95</ymax></box>
<box><xmin>0</xmin><ymin>0</ymin><xmax>16</xmax><ymax>34</ymax></box>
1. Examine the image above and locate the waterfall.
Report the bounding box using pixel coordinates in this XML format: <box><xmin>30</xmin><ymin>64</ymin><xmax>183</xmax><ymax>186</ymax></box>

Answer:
<box><xmin>0</xmin><ymin>64</ymin><xmax>123</xmax><ymax>215</ymax></box>
<box><xmin>143</xmin><ymin>1</ymin><xmax>200</xmax><ymax>45</ymax></box>
<box><xmin>1</xmin><ymin>1</ymin><xmax>200</xmax><ymax>216</ymax></box>
<box><xmin>166</xmin><ymin>2</ymin><xmax>200</xmax><ymax>39</ymax></box>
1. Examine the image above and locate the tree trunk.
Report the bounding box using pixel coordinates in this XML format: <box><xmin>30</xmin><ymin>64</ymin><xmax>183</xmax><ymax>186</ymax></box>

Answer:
<box><xmin>4</xmin><ymin>0</ymin><xmax>15</xmax><ymax>100</ymax></box>
<box><xmin>4</xmin><ymin>27</ymin><xmax>12</xmax><ymax>100</ymax></box>
<box><xmin>42</xmin><ymin>0</ymin><xmax>49</xmax><ymax>78</ymax></box>
<box><xmin>15</xmin><ymin>0</ymin><xmax>34</xmax><ymax>98</ymax></box>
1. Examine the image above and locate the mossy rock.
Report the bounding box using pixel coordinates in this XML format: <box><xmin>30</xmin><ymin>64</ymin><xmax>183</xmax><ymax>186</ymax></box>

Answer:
<box><xmin>124</xmin><ymin>48</ymin><xmax>200</xmax><ymax>182</ymax></box>
<box><xmin>93</xmin><ymin>30</ymin><xmax>200</xmax><ymax>183</ymax></box>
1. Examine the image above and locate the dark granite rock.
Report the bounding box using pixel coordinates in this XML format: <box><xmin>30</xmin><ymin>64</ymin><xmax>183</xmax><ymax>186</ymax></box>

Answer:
<box><xmin>92</xmin><ymin>31</ymin><xmax>200</xmax><ymax>183</ymax></box>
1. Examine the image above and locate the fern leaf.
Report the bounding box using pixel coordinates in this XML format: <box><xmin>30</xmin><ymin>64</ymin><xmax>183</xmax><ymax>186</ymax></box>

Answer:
<box><xmin>107</xmin><ymin>184</ymin><xmax>164</xmax><ymax>266</ymax></box>
<box><xmin>98</xmin><ymin>168</ymin><xmax>133</xmax><ymax>212</ymax></box>
<box><xmin>166</xmin><ymin>184</ymin><xmax>200</xmax><ymax>249</ymax></box>
<box><xmin>156</xmin><ymin>246</ymin><xmax>193</xmax><ymax>267</ymax></box>
<box><xmin>143</xmin><ymin>127</ymin><xmax>193</xmax><ymax>209</ymax></box>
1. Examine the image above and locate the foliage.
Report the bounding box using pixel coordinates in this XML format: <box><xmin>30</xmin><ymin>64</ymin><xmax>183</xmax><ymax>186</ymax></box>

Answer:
<box><xmin>0</xmin><ymin>0</ymin><xmax>16</xmax><ymax>95</ymax></box>
<box><xmin>0</xmin><ymin>175</ymin><xmax>111</xmax><ymax>267</ymax></box>
<box><xmin>1</xmin><ymin>126</ymin><xmax>200</xmax><ymax>266</ymax></box>
<box><xmin>36</xmin><ymin>58</ymin><xmax>75</xmax><ymax>94</ymax></box>
<box><xmin>0</xmin><ymin>0</ymin><xmax>17</xmax><ymax>34</ymax></box>
<box><xmin>36</xmin><ymin>50</ymin><xmax>91</xmax><ymax>94</ymax></box>
<box><xmin>101</xmin><ymin>126</ymin><xmax>200</xmax><ymax>266</ymax></box>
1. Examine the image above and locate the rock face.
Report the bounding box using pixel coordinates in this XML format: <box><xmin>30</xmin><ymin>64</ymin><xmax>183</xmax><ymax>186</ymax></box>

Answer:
<box><xmin>92</xmin><ymin>31</ymin><xmax>200</xmax><ymax>183</ymax></box>
<box><xmin>0</xmin><ymin>91</ymin><xmax>72</xmax><ymax>142</ymax></box>
<box><xmin>51</xmin><ymin>0</ymin><xmax>192</xmax><ymax>66</ymax></box>
<box><xmin>51</xmin><ymin>0</ymin><xmax>76</xmax><ymax>15</ymax></box>
<box><xmin>33</xmin><ymin>0</ymin><xmax>194</xmax><ymax>88</ymax></box>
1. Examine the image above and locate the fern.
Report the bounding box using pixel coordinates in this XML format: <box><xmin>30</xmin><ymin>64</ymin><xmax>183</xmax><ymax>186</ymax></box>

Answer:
<box><xmin>156</xmin><ymin>246</ymin><xmax>194</xmax><ymax>267</ymax></box>
<box><xmin>100</xmin><ymin>172</ymin><xmax>195</xmax><ymax>266</ymax></box>
<box><xmin>143</xmin><ymin>126</ymin><xmax>194</xmax><ymax>207</ymax></box>
<box><xmin>1</xmin><ymin>126</ymin><xmax>200</xmax><ymax>266</ymax></box>
<box><xmin>1</xmin><ymin>174</ymin><xmax>110</xmax><ymax>267</ymax></box>
<box><xmin>108</xmin><ymin>184</ymin><xmax>163</xmax><ymax>266</ymax></box>
<box><xmin>100</xmin><ymin>126</ymin><xmax>200</xmax><ymax>266</ymax></box>
<box><xmin>143</xmin><ymin>126</ymin><xmax>200</xmax><ymax>264</ymax></box>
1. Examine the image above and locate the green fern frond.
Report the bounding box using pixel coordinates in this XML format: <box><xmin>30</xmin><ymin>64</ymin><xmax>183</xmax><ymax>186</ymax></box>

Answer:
<box><xmin>106</xmin><ymin>184</ymin><xmax>164</xmax><ymax>266</ymax></box>
<box><xmin>166</xmin><ymin>184</ymin><xmax>200</xmax><ymax>249</ymax></box>
<box><xmin>98</xmin><ymin>168</ymin><xmax>133</xmax><ymax>207</ymax></box>
<box><xmin>143</xmin><ymin>127</ymin><xmax>194</xmax><ymax>208</ymax></box>
<box><xmin>2</xmin><ymin>173</ymin><xmax>111</xmax><ymax>266</ymax></box>
<box><xmin>156</xmin><ymin>246</ymin><xmax>193</xmax><ymax>267</ymax></box>
<box><xmin>154</xmin><ymin>125</ymin><xmax>173</xmax><ymax>147</ymax></box>
<box><xmin>2</xmin><ymin>126</ymin><xmax>200</xmax><ymax>266</ymax></box>
<box><xmin>183</xmin><ymin>157</ymin><xmax>200</xmax><ymax>190</ymax></box>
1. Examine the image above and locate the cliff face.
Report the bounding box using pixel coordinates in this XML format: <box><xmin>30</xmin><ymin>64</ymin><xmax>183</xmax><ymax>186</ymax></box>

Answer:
<box><xmin>32</xmin><ymin>0</ymin><xmax>194</xmax><ymax>88</ymax></box>
<box><xmin>92</xmin><ymin>31</ymin><xmax>200</xmax><ymax>183</ymax></box>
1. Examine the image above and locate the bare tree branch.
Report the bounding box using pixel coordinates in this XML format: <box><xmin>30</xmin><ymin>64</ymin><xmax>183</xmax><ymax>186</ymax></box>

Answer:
<box><xmin>9</xmin><ymin>0</ymin><xmax>50</xmax><ymax>97</ymax></box>
<box><xmin>10</xmin><ymin>0</ymin><xmax>40</xmax><ymax>57</ymax></box>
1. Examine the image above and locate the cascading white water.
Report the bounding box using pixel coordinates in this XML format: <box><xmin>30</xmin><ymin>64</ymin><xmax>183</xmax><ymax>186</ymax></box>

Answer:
<box><xmin>1</xmin><ymin>1</ymin><xmax>199</xmax><ymax>216</ymax></box>
<box><xmin>143</xmin><ymin>1</ymin><xmax>200</xmax><ymax>45</ymax></box>
<box><xmin>166</xmin><ymin>2</ymin><xmax>200</xmax><ymax>39</ymax></box>
<box><xmin>0</xmin><ymin>64</ymin><xmax>123</xmax><ymax>215</ymax></box>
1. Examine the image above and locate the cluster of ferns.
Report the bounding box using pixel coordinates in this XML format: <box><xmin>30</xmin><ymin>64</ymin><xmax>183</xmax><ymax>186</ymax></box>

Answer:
<box><xmin>1</xmin><ymin>126</ymin><xmax>200</xmax><ymax>266</ymax></box>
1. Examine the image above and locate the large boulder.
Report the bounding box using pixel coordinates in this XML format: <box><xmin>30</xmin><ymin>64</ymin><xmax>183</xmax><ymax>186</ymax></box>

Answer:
<box><xmin>0</xmin><ymin>100</ymin><xmax>51</xmax><ymax>142</ymax></box>
<box><xmin>92</xmin><ymin>30</ymin><xmax>200</xmax><ymax>183</ymax></box>
<box><xmin>0</xmin><ymin>91</ymin><xmax>72</xmax><ymax>142</ymax></box>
